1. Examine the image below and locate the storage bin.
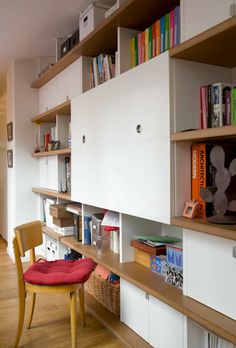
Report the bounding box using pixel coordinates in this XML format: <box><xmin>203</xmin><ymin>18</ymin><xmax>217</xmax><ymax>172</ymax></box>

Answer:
<box><xmin>79</xmin><ymin>2</ymin><xmax>110</xmax><ymax>41</ymax></box>
<box><xmin>85</xmin><ymin>271</ymin><xmax>120</xmax><ymax>316</ymax></box>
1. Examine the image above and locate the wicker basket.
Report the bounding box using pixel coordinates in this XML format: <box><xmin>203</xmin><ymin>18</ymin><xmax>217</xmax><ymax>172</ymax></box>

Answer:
<box><xmin>85</xmin><ymin>271</ymin><xmax>120</xmax><ymax>316</ymax></box>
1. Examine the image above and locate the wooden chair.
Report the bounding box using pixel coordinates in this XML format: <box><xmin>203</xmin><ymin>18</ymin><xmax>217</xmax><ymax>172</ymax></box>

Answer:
<box><xmin>13</xmin><ymin>221</ymin><xmax>94</xmax><ymax>348</ymax></box>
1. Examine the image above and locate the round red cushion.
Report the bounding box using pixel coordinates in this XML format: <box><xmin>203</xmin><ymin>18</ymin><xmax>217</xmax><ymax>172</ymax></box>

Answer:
<box><xmin>24</xmin><ymin>258</ymin><xmax>95</xmax><ymax>285</ymax></box>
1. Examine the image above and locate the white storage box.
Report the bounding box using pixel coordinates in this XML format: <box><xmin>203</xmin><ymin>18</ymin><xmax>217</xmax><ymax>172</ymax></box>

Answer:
<box><xmin>79</xmin><ymin>2</ymin><xmax>110</xmax><ymax>41</ymax></box>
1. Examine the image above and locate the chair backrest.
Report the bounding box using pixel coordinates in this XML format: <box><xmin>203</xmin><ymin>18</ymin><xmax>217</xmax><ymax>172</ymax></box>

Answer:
<box><xmin>14</xmin><ymin>220</ymin><xmax>43</xmax><ymax>258</ymax></box>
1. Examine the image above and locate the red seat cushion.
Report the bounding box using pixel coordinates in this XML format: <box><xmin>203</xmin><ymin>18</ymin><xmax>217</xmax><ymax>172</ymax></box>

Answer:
<box><xmin>24</xmin><ymin>258</ymin><xmax>95</xmax><ymax>285</ymax></box>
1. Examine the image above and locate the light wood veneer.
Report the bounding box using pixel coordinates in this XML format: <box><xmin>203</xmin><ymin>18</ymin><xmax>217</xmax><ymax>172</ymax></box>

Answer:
<box><xmin>32</xmin><ymin>187</ymin><xmax>71</xmax><ymax>201</ymax></box>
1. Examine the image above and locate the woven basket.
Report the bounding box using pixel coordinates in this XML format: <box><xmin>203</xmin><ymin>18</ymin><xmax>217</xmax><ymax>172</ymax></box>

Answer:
<box><xmin>85</xmin><ymin>271</ymin><xmax>120</xmax><ymax>316</ymax></box>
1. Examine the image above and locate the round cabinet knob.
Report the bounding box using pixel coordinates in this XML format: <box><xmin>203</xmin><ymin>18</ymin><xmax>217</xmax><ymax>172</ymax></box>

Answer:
<box><xmin>136</xmin><ymin>124</ymin><xmax>142</xmax><ymax>134</ymax></box>
<box><xmin>82</xmin><ymin>135</ymin><xmax>86</xmax><ymax>143</ymax></box>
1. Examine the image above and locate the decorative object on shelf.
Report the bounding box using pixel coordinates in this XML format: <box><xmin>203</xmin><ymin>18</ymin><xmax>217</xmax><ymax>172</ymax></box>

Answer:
<box><xmin>200</xmin><ymin>145</ymin><xmax>236</xmax><ymax>224</ymax></box>
<box><xmin>7</xmin><ymin>149</ymin><xmax>13</xmax><ymax>168</ymax></box>
<box><xmin>65</xmin><ymin>156</ymin><xmax>71</xmax><ymax>192</ymax></box>
<box><xmin>7</xmin><ymin>122</ymin><xmax>13</xmax><ymax>141</ymax></box>
<box><xmin>60</xmin><ymin>36</ymin><xmax>71</xmax><ymax>58</ymax></box>
<box><xmin>51</xmin><ymin>140</ymin><xmax>60</xmax><ymax>150</ymax></box>
<box><xmin>44</xmin><ymin>132</ymin><xmax>51</xmax><ymax>151</ymax></box>
<box><xmin>34</xmin><ymin>127</ymin><xmax>40</xmax><ymax>153</ymax></box>
<box><xmin>182</xmin><ymin>198</ymin><xmax>199</xmax><ymax>218</ymax></box>
<box><xmin>165</xmin><ymin>265</ymin><xmax>183</xmax><ymax>289</ymax></box>
<box><xmin>38</xmin><ymin>63</ymin><xmax>55</xmax><ymax>78</ymax></box>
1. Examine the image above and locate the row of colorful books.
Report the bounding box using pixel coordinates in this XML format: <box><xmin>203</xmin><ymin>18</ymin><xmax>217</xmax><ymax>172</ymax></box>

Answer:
<box><xmin>130</xmin><ymin>6</ymin><xmax>180</xmax><ymax>68</ymax></box>
<box><xmin>191</xmin><ymin>143</ymin><xmax>236</xmax><ymax>218</ymax></box>
<box><xmin>89</xmin><ymin>53</ymin><xmax>117</xmax><ymax>88</ymax></box>
<box><xmin>200</xmin><ymin>82</ymin><xmax>236</xmax><ymax>129</ymax></box>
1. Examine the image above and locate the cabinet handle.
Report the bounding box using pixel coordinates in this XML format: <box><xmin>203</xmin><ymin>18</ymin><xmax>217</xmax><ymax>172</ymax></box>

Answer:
<box><xmin>233</xmin><ymin>246</ymin><xmax>236</xmax><ymax>258</ymax></box>
<box><xmin>82</xmin><ymin>135</ymin><xmax>86</xmax><ymax>143</ymax></box>
<box><xmin>136</xmin><ymin>124</ymin><xmax>142</xmax><ymax>134</ymax></box>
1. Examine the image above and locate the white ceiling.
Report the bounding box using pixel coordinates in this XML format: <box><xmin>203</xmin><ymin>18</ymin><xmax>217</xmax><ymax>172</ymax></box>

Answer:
<box><xmin>0</xmin><ymin>0</ymin><xmax>114</xmax><ymax>72</ymax></box>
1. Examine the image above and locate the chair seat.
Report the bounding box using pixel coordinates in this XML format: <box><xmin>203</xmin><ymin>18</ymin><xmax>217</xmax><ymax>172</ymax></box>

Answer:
<box><xmin>24</xmin><ymin>258</ymin><xmax>95</xmax><ymax>285</ymax></box>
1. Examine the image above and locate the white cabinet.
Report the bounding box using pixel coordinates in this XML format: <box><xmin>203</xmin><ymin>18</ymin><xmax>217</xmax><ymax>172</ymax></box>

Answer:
<box><xmin>72</xmin><ymin>53</ymin><xmax>171</xmax><ymax>223</ymax></box>
<box><xmin>120</xmin><ymin>279</ymin><xmax>149</xmax><ymax>341</ymax></box>
<box><xmin>149</xmin><ymin>295</ymin><xmax>185</xmax><ymax>348</ymax></box>
<box><xmin>39</xmin><ymin>156</ymin><xmax>67</xmax><ymax>191</ymax></box>
<box><xmin>181</xmin><ymin>0</ymin><xmax>232</xmax><ymax>42</ymax></box>
<box><xmin>39</xmin><ymin>58</ymin><xmax>84</xmax><ymax>113</ymax></box>
<box><xmin>184</xmin><ymin>230</ymin><xmax>236</xmax><ymax>320</ymax></box>
<box><xmin>120</xmin><ymin>279</ymin><xmax>185</xmax><ymax>347</ymax></box>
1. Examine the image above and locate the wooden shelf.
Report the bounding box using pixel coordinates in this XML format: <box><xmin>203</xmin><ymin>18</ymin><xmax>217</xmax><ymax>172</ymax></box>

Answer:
<box><xmin>42</xmin><ymin>225</ymin><xmax>64</xmax><ymax>240</ymax></box>
<box><xmin>31</xmin><ymin>100</ymin><xmax>71</xmax><ymax>123</ymax></box>
<box><xmin>171</xmin><ymin>125</ymin><xmax>236</xmax><ymax>142</ymax></box>
<box><xmin>32</xmin><ymin>187</ymin><xmax>71</xmax><ymax>201</ymax></box>
<box><xmin>31</xmin><ymin>0</ymin><xmax>179</xmax><ymax>88</ymax></box>
<box><xmin>32</xmin><ymin>148</ymin><xmax>71</xmax><ymax>157</ymax></box>
<box><xmin>170</xmin><ymin>16</ymin><xmax>236</xmax><ymax>68</ymax></box>
<box><xmin>171</xmin><ymin>216</ymin><xmax>236</xmax><ymax>241</ymax></box>
<box><xmin>61</xmin><ymin>236</ymin><xmax>236</xmax><ymax>345</ymax></box>
<box><xmin>85</xmin><ymin>293</ymin><xmax>151</xmax><ymax>348</ymax></box>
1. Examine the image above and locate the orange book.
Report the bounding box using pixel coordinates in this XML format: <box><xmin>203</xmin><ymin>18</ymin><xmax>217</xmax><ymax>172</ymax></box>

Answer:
<box><xmin>152</xmin><ymin>22</ymin><xmax>156</xmax><ymax>57</ymax></box>
<box><xmin>198</xmin><ymin>144</ymin><xmax>207</xmax><ymax>218</ymax></box>
<box><xmin>191</xmin><ymin>144</ymin><xmax>200</xmax><ymax>216</ymax></box>
<box><xmin>155</xmin><ymin>19</ymin><xmax>161</xmax><ymax>56</ymax></box>
<box><xmin>141</xmin><ymin>31</ymin><xmax>145</xmax><ymax>63</ymax></box>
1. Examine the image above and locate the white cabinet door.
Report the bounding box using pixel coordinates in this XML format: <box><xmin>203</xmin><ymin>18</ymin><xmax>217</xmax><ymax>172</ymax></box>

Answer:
<box><xmin>39</xmin><ymin>157</ymin><xmax>48</xmax><ymax>188</ymax></box>
<box><xmin>181</xmin><ymin>0</ymin><xmax>232</xmax><ymax>42</ymax></box>
<box><xmin>47</xmin><ymin>156</ymin><xmax>58</xmax><ymax>191</ymax></box>
<box><xmin>120</xmin><ymin>279</ymin><xmax>149</xmax><ymax>341</ymax></box>
<box><xmin>149</xmin><ymin>295</ymin><xmax>185</xmax><ymax>348</ymax></box>
<box><xmin>72</xmin><ymin>53</ymin><xmax>171</xmax><ymax>222</ymax></box>
<box><xmin>185</xmin><ymin>230</ymin><xmax>236</xmax><ymax>320</ymax></box>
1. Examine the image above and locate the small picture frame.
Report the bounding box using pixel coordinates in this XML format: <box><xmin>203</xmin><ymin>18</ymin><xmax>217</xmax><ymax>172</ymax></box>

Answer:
<box><xmin>51</xmin><ymin>140</ymin><xmax>60</xmax><ymax>150</ymax></box>
<box><xmin>183</xmin><ymin>198</ymin><xmax>198</xmax><ymax>219</ymax></box>
<box><xmin>7</xmin><ymin>122</ymin><xmax>13</xmax><ymax>141</ymax></box>
<box><xmin>7</xmin><ymin>150</ymin><xmax>13</xmax><ymax>168</ymax></box>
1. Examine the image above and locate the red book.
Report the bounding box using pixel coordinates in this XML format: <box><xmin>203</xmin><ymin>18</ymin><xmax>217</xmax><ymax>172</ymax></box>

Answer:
<box><xmin>141</xmin><ymin>31</ymin><xmax>145</xmax><ymax>63</ymax></box>
<box><xmin>170</xmin><ymin>10</ymin><xmax>175</xmax><ymax>48</ymax></box>
<box><xmin>156</xmin><ymin>19</ymin><xmax>161</xmax><ymax>55</ymax></box>
<box><xmin>44</xmin><ymin>133</ymin><xmax>51</xmax><ymax>151</ymax></box>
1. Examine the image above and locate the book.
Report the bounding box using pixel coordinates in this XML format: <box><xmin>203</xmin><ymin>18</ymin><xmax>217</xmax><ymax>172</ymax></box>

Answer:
<box><xmin>138</xmin><ymin>32</ymin><xmax>142</xmax><ymax>65</ymax></box>
<box><xmin>231</xmin><ymin>87</ymin><xmax>236</xmax><ymax>125</ymax></box>
<box><xmin>84</xmin><ymin>216</ymin><xmax>92</xmax><ymax>245</ymax></box>
<box><xmin>160</xmin><ymin>16</ymin><xmax>165</xmax><ymax>53</ymax></box>
<box><xmin>174</xmin><ymin>6</ymin><xmax>180</xmax><ymax>46</ymax></box>
<box><xmin>141</xmin><ymin>31</ymin><xmax>145</xmax><ymax>63</ymax></box>
<box><xmin>130</xmin><ymin>37</ymin><xmax>136</xmax><ymax>68</ymax></box>
<box><xmin>134</xmin><ymin>235</ymin><xmax>182</xmax><ymax>243</ymax></box>
<box><xmin>200</xmin><ymin>85</ymin><xmax>207</xmax><ymax>129</ymax></box>
<box><xmin>145</xmin><ymin>28</ymin><xmax>149</xmax><ymax>61</ymax></box>
<box><xmin>212</xmin><ymin>82</ymin><xmax>234</xmax><ymax>127</ymax></box>
<box><xmin>152</xmin><ymin>22</ymin><xmax>156</xmax><ymax>57</ymax></box>
<box><xmin>223</xmin><ymin>86</ymin><xmax>231</xmax><ymax>125</ymax></box>
<box><xmin>191</xmin><ymin>144</ymin><xmax>199</xmax><ymax>204</ymax></box>
<box><xmin>207</xmin><ymin>84</ymin><xmax>213</xmax><ymax>128</ymax></box>
<box><xmin>169</xmin><ymin>10</ymin><xmax>175</xmax><ymax>49</ymax></box>
<box><xmin>148</xmin><ymin>26</ymin><xmax>152</xmax><ymax>59</ymax></box>
<box><xmin>164</xmin><ymin>13</ymin><xmax>170</xmax><ymax>51</ymax></box>
<box><xmin>155</xmin><ymin>19</ymin><xmax>161</xmax><ymax>55</ymax></box>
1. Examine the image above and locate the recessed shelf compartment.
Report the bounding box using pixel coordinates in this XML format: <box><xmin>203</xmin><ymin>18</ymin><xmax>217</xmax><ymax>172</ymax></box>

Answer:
<box><xmin>32</xmin><ymin>187</ymin><xmax>71</xmax><ymax>201</ymax></box>
<box><xmin>171</xmin><ymin>216</ymin><xmax>236</xmax><ymax>241</ymax></box>
<box><xmin>170</xmin><ymin>16</ymin><xmax>236</xmax><ymax>68</ymax></box>
<box><xmin>31</xmin><ymin>0</ymin><xmax>179</xmax><ymax>88</ymax></box>
<box><xmin>31</xmin><ymin>100</ymin><xmax>71</xmax><ymax>123</ymax></box>
<box><xmin>60</xmin><ymin>236</ymin><xmax>236</xmax><ymax>344</ymax></box>
<box><xmin>32</xmin><ymin>148</ymin><xmax>71</xmax><ymax>157</ymax></box>
<box><xmin>171</xmin><ymin>125</ymin><xmax>236</xmax><ymax>142</ymax></box>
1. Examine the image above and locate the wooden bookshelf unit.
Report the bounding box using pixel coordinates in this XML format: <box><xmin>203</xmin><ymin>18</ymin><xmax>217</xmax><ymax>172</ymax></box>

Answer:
<box><xmin>31</xmin><ymin>100</ymin><xmax>71</xmax><ymax>123</ymax></box>
<box><xmin>61</xmin><ymin>236</ymin><xmax>236</xmax><ymax>345</ymax></box>
<box><xmin>170</xmin><ymin>15</ymin><xmax>236</xmax><ymax>68</ymax></box>
<box><xmin>32</xmin><ymin>187</ymin><xmax>71</xmax><ymax>201</ymax></box>
<box><xmin>171</xmin><ymin>125</ymin><xmax>236</xmax><ymax>142</ymax></box>
<box><xmin>31</xmin><ymin>0</ymin><xmax>179</xmax><ymax>88</ymax></box>
<box><xmin>31</xmin><ymin>148</ymin><xmax>71</xmax><ymax>157</ymax></box>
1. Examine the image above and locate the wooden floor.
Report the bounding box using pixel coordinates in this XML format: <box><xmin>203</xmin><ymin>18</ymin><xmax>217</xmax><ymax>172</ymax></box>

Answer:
<box><xmin>0</xmin><ymin>236</ymin><xmax>124</xmax><ymax>348</ymax></box>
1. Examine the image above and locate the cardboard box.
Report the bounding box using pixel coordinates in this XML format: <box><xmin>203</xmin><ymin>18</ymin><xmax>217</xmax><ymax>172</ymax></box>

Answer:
<box><xmin>134</xmin><ymin>249</ymin><xmax>151</xmax><ymax>268</ymax></box>
<box><xmin>52</xmin><ymin>217</ymin><xmax>74</xmax><ymax>228</ymax></box>
<box><xmin>166</xmin><ymin>243</ymin><xmax>183</xmax><ymax>269</ymax></box>
<box><xmin>79</xmin><ymin>2</ymin><xmax>110</xmax><ymax>41</ymax></box>
<box><xmin>150</xmin><ymin>255</ymin><xmax>167</xmax><ymax>276</ymax></box>
<box><xmin>50</xmin><ymin>204</ymin><xmax>73</xmax><ymax>219</ymax></box>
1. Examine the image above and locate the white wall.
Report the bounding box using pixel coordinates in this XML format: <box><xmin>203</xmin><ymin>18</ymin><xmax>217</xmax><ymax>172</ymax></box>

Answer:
<box><xmin>7</xmin><ymin>59</ymin><xmax>40</xmax><ymax>259</ymax></box>
<box><xmin>0</xmin><ymin>91</ymin><xmax>7</xmax><ymax>239</ymax></box>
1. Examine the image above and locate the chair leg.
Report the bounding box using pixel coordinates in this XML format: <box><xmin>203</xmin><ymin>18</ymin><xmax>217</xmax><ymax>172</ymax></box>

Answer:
<box><xmin>27</xmin><ymin>292</ymin><xmax>36</xmax><ymax>329</ymax></box>
<box><xmin>78</xmin><ymin>285</ymin><xmax>85</xmax><ymax>327</ymax></box>
<box><xmin>14</xmin><ymin>290</ymin><xmax>25</xmax><ymax>348</ymax></box>
<box><xmin>70</xmin><ymin>291</ymin><xmax>77</xmax><ymax>348</ymax></box>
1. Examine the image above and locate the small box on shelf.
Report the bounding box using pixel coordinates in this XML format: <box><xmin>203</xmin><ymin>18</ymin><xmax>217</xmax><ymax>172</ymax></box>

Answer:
<box><xmin>79</xmin><ymin>2</ymin><xmax>110</xmax><ymax>41</ymax></box>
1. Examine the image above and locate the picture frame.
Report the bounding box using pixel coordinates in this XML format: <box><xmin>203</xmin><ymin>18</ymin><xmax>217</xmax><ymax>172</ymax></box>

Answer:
<box><xmin>7</xmin><ymin>122</ymin><xmax>13</xmax><ymax>141</ymax></box>
<box><xmin>7</xmin><ymin>150</ymin><xmax>13</xmax><ymax>168</ymax></box>
<box><xmin>51</xmin><ymin>140</ymin><xmax>60</xmax><ymax>150</ymax></box>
